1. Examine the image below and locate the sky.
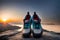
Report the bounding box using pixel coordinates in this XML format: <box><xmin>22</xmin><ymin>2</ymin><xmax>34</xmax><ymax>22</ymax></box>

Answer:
<box><xmin>0</xmin><ymin>0</ymin><xmax>60</xmax><ymax>24</ymax></box>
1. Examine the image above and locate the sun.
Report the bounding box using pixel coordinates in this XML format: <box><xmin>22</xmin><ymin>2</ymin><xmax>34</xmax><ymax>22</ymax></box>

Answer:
<box><xmin>2</xmin><ymin>18</ymin><xmax>7</xmax><ymax>22</ymax></box>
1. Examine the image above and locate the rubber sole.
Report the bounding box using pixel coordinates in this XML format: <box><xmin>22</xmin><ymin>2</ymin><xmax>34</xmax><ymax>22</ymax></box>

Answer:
<box><xmin>23</xmin><ymin>31</ymin><xmax>31</xmax><ymax>38</ymax></box>
<box><xmin>33</xmin><ymin>30</ymin><xmax>43</xmax><ymax>38</ymax></box>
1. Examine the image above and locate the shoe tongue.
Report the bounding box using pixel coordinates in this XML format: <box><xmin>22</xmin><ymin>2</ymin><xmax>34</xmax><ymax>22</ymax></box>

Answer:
<box><xmin>26</xmin><ymin>16</ymin><xmax>30</xmax><ymax>20</ymax></box>
<box><xmin>34</xmin><ymin>17</ymin><xmax>38</xmax><ymax>20</ymax></box>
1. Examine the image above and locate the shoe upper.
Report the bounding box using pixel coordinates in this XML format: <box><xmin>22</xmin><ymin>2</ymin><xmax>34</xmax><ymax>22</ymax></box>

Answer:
<box><xmin>32</xmin><ymin>13</ymin><xmax>42</xmax><ymax>29</ymax></box>
<box><xmin>23</xmin><ymin>12</ymin><xmax>31</xmax><ymax>29</ymax></box>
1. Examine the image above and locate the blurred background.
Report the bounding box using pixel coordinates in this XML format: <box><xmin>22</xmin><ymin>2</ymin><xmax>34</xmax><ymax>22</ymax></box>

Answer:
<box><xmin>0</xmin><ymin>0</ymin><xmax>60</xmax><ymax>40</ymax></box>
<box><xmin>0</xmin><ymin>0</ymin><xmax>60</xmax><ymax>24</ymax></box>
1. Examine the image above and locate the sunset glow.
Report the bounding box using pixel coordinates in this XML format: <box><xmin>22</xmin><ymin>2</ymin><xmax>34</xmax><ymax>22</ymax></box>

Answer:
<box><xmin>2</xmin><ymin>18</ymin><xmax>7</xmax><ymax>22</ymax></box>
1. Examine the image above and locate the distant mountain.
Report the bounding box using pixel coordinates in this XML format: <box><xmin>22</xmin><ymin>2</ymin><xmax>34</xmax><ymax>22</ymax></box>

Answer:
<box><xmin>41</xmin><ymin>18</ymin><xmax>60</xmax><ymax>25</ymax></box>
<box><xmin>0</xmin><ymin>23</ymin><xmax>21</xmax><ymax>32</ymax></box>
